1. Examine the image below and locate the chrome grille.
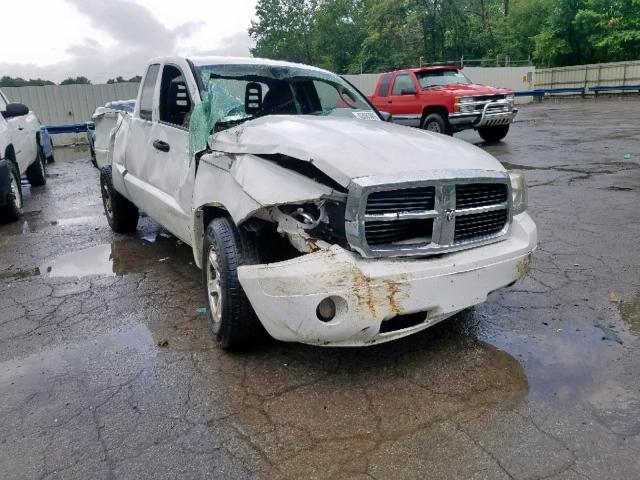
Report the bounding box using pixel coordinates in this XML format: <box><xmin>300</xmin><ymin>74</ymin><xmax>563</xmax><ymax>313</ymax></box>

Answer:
<box><xmin>456</xmin><ymin>183</ymin><xmax>508</xmax><ymax>209</ymax></box>
<box><xmin>365</xmin><ymin>218</ymin><xmax>434</xmax><ymax>246</ymax></box>
<box><xmin>454</xmin><ymin>209</ymin><xmax>508</xmax><ymax>241</ymax></box>
<box><xmin>346</xmin><ymin>174</ymin><xmax>511</xmax><ymax>258</ymax></box>
<box><xmin>366</xmin><ymin>187</ymin><xmax>435</xmax><ymax>214</ymax></box>
<box><xmin>468</xmin><ymin>95</ymin><xmax>508</xmax><ymax>113</ymax></box>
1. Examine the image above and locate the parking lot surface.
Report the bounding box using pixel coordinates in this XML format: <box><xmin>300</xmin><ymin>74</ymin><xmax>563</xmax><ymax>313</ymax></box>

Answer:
<box><xmin>1</xmin><ymin>99</ymin><xmax>639</xmax><ymax>479</ymax></box>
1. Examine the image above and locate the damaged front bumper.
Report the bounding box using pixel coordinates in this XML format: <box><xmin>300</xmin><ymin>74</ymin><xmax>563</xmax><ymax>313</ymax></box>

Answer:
<box><xmin>238</xmin><ymin>212</ymin><xmax>537</xmax><ymax>346</ymax></box>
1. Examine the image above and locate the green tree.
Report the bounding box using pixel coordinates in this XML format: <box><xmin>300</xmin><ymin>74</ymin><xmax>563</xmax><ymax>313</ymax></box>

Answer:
<box><xmin>531</xmin><ymin>0</ymin><xmax>593</xmax><ymax>66</ymax></box>
<box><xmin>250</xmin><ymin>0</ymin><xmax>319</xmax><ymax>64</ymax></box>
<box><xmin>0</xmin><ymin>76</ymin><xmax>55</xmax><ymax>87</ymax></box>
<box><xmin>248</xmin><ymin>0</ymin><xmax>640</xmax><ymax>70</ymax></box>
<box><xmin>575</xmin><ymin>0</ymin><xmax>640</xmax><ymax>62</ymax></box>
<box><xmin>60</xmin><ymin>76</ymin><xmax>92</xmax><ymax>85</ymax></box>
<box><xmin>313</xmin><ymin>0</ymin><xmax>366</xmax><ymax>73</ymax></box>
<box><xmin>106</xmin><ymin>75</ymin><xmax>142</xmax><ymax>84</ymax></box>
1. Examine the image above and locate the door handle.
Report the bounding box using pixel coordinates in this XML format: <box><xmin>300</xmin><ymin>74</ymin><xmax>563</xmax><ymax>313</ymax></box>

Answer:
<box><xmin>153</xmin><ymin>140</ymin><xmax>170</xmax><ymax>152</ymax></box>
<box><xmin>387</xmin><ymin>100</ymin><xmax>392</xmax><ymax>104</ymax></box>
<box><xmin>17</xmin><ymin>127</ymin><xmax>24</xmax><ymax>130</ymax></box>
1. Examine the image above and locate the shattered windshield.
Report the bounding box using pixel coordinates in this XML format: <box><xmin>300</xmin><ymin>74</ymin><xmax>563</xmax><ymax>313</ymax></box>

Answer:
<box><xmin>416</xmin><ymin>69</ymin><xmax>472</xmax><ymax>89</ymax></box>
<box><xmin>194</xmin><ymin>63</ymin><xmax>377</xmax><ymax>130</ymax></box>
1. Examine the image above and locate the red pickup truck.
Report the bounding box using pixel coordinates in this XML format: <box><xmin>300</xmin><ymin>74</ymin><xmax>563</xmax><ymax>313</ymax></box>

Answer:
<box><xmin>368</xmin><ymin>66</ymin><xmax>517</xmax><ymax>142</ymax></box>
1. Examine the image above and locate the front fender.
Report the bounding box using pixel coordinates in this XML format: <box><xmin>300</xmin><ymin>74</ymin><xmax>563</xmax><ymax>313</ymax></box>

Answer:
<box><xmin>191</xmin><ymin>152</ymin><xmax>335</xmax><ymax>267</ymax></box>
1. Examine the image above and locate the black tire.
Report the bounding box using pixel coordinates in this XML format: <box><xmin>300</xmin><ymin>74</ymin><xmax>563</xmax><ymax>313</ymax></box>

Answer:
<box><xmin>90</xmin><ymin>145</ymin><xmax>97</xmax><ymax>168</ymax></box>
<box><xmin>46</xmin><ymin>138</ymin><xmax>55</xmax><ymax>163</ymax></box>
<box><xmin>25</xmin><ymin>146</ymin><xmax>47</xmax><ymax>186</ymax></box>
<box><xmin>0</xmin><ymin>162</ymin><xmax>23</xmax><ymax>222</ymax></box>
<box><xmin>100</xmin><ymin>166</ymin><xmax>139</xmax><ymax>233</ymax></box>
<box><xmin>478</xmin><ymin>125</ymin><xmax>510</xmax><ymax>143</ymax></box>
<box><xmin>202</xmin><ymin>217</ymin><xmax>268</xmax><ymax>350</ymax></box>
<box><xmin>422</xmin><ymin>113</ymin><xmax>452</xmax><ymax>136</ymax></box>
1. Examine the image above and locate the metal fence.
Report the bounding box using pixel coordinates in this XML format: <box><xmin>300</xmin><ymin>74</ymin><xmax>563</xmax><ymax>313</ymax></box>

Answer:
<box><xmin>536</xmin><ymin>60</ymin><xmax>640</xmax><ymax>91</ymax></box>
<box><xmin>2</xmin><ymin>83</ymin><xmax>139</xmax><ymax>146</ymax></box>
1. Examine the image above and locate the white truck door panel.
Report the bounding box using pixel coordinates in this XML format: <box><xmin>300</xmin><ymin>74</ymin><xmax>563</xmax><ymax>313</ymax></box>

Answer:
<box><xmin>122</xmin><ymin>64</ymin><xmax>160</xmax><ymax>212</ymax></box>
<box><xmin>142</xmin><ymin>122</ymin><xmax>192</xmax><ymax>240</ymax></box>
<box><xmin>7</xmin><ymin>116</ymin><xmax>33</xmax><ymax>173</ymax></box>
<box><xmin>123</xmin><ymin>62</ymin><xmax>195</xmax><ymax>243</ymax></box>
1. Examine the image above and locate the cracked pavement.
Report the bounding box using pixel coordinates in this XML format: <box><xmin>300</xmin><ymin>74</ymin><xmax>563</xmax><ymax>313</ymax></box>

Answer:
<box><xmin>1</xmin><ymin>99</ymin><xmax>639</xmax><ymax>479</ymax></box>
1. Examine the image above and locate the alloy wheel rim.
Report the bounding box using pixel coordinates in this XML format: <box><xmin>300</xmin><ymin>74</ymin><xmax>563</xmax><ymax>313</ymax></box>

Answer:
<box><xmin>10</xmin><ymin>172</ymin><xmax>22</xmax><ymax>209</ymax></box>
<box><xmin>206</xmin><ymin>247</ymin><xmax>222</xmax><ymax>323</ymax></box>
<box><xmin>102</xmin><ymin>183</ymin><xmax>113</xmax><ymax>218</ymax></box>
<box><xmin>427</xmin><ymin>122</ymin><xmax>441</xmax><ymax>133</ymax></box>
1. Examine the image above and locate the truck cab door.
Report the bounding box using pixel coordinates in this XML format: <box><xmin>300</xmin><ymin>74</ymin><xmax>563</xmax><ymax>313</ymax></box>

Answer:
<box><xmin>387</xmin><ymin>73</ymin><xmax>421</xmax><ymax>127</ymax></box>
<box><xmin>122</xmin><ymin>63</ymin><xmax>161</xmax><ymax>212</ymax></box>
<box><xmin>143</xmin><ymin>63</ymin><xmax>196</xmax><ymax>242</ymax></box>
<box><xmin>371</xmin><ymin>73</ymin><xmax>393</xmax><ymax>113</ymax></box>
<box><xmin>123</xmin><ymin>63</ymin><xmax>195</xmax><ymax>243</ymax></box>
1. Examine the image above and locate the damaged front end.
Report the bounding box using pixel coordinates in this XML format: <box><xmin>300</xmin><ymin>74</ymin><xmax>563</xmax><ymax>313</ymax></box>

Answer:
<box><xmin>188</xmin><ymin>66</ymin><xmax>537</xmax><ymax>346</ymax></box>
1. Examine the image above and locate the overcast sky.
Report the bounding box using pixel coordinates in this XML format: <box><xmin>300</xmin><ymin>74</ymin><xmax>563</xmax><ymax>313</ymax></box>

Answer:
<box><xmin>0</xmin><ymin>0</ymin><xmax>257</xmax><ymax>83</ymax></box>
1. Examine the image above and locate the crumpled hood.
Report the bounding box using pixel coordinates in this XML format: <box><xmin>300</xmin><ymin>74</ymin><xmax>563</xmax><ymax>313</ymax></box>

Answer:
<box><xmin>209</xmin><ymin>115</ymin><xmax>505</xmax><ymax>187</ymax></box>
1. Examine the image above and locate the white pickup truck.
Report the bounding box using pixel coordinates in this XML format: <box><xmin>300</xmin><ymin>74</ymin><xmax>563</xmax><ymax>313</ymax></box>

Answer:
<box><xmin>99</xmin><ymin>56</ymin><xmax>537</xmax><ymax>349</ymax></box>
<box><xmin>0</xmin><ymin>89</ymin><xmax>48</xmax><ymax>221</ymax></box>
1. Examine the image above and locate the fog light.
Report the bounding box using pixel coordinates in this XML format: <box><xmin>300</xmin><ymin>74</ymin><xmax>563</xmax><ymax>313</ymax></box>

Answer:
<box><xmin>316</xmin><ymin>297</ymin><xmax>337</xmax><ymax>322</ymax></box>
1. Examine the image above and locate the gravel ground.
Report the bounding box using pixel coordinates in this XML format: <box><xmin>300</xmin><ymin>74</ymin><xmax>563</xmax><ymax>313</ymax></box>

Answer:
<box><xmin>1</xmin><ymin>98</ymin><xmax>639</xmax><ymax>479</ymax></box>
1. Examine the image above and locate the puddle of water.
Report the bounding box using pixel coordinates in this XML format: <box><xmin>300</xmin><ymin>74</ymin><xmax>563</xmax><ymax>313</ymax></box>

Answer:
<box><xmin>619</xmin><ymin>293</ymin><xmax>640</xmax><ymax>335</ymax></box>
<box><xmin>457</xmin><ymin>309</ymin><xmax>633</xmax><ymax>406</ymax></box>
<box><xmin>34</xmin><ymin>233</ymin><xmax>191</xmax><ymax>279</ymax></box>
<box><xmin>0</xmin><ymin>323</ymin><xmax>155</xmax><ymax>387</ymax></box>
<box><xmin>42</xmin><ymin>244</ymin><xmax>114</xmax><ymax>278</ymax></box>
<box><xmin>55</xmin><ymin>215</ymin><xmax>105</xmax><ymax>226</ymax></box>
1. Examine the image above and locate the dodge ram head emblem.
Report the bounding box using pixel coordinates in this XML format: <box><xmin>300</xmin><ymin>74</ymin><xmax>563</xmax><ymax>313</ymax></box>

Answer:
<box><xmin>445</xmin><ymin>210</ymin><xmax>455</xmax><ymax>222</ymax></box>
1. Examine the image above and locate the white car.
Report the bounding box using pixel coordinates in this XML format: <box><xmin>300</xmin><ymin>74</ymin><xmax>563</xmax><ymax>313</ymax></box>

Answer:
<box><xmin>99</xmin><ymin>56</ymin><xmax>537</xmax><ymax>349</ymax></box>
<box><xmin>0</xmin><ymin>88</ymin><xmax>47</xmax><ymax>221</ymax></box>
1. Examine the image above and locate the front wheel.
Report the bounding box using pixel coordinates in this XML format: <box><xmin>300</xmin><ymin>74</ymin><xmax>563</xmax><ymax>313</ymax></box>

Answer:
<box><xmin>100</xmin><ymin>166</ymin><xmax>139</xmax><ymax>233</ymax></box>
<box><xmin>422</xmin><ymin>113</ymin><xmax>452</xmax><ymax>136</ymax></box>
<box><xmin>202</xmin><ymin>217</ymin><xmax>267</xmax><ymax>350</ymax></box>
<box><xmin>478</xmin><ymin>125</ymin><xmax>510</xmax><ymax>143</ymax></box>
<box><xmin>0</xmin><ymin>163</ymin><xmax>24</xmax><ymax>222</ymax></box>
<box><xmin>25</xmin><ymin>146</ymin><xmax>47</xmax><ymax>186</ymax></box>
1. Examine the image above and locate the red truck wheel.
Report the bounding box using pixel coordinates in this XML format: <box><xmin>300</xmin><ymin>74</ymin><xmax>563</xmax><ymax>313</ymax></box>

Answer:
<box><xmin>478</xmin><ymin>125</ymin><xmax>510</xmax><ymax>143</ymax></box>
<box><xmin>422</xmin><ymin>113</ymin><xmax>452</xmax><ymax>136</ymax></box>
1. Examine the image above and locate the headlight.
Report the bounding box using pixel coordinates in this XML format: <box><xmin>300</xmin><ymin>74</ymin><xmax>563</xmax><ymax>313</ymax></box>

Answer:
<box><xmin>509</xmin><ymin>172</ymin><xmax>528</xmax><ymax>215</ymax></box>
<box><xmin>506</xmin><ymin>94</ymin><xmax>515</xmax><ymax>108</ymax></box>
<box><xmin>454</xmin><ymin>97</ymin><xmax>475</xmax><ymax>113</ymax></box>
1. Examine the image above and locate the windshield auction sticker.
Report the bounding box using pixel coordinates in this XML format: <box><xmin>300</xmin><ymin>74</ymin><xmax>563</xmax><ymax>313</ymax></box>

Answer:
<box><xmin>352</xmin><ymin>111</ymin><xmax>379</xmax><ymax>121</ymax></box>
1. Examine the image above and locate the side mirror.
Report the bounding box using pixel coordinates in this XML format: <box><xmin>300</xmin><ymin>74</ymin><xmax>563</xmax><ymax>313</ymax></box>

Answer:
<box><xmin>379</xmin><ymin>111</ymin><xmax>393</xmax><ymax>122</ymax></box>
<box><xmin>2</xmin><ymin>103</ymin><xmax>30</xmax><ymax>119</ymax></box>
<box><xmin>401</xmin><ymin>87</ymin><xmax>417</xmax><ymax>96</ymax></box>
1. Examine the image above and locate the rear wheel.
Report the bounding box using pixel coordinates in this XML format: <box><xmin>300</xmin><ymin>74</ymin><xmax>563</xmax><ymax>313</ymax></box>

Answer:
<box><xmin>478</xmin><ymin>125</ymin><xmax>510</xmax><ymax>143</ymax></box>
<box><xmin>100</xmin><ymin>166</ymin><xmax>139</xmax><ymax>233</ymax></box>
<box><xmin>202</xmin><ymin>217</ymin><xmax>267</xmax><ymax>350</ymax></box>
<box><xmin>46</xmin><ymin>138</ymin><xmax>55</xmax><ymax>163</ymax></box>
<box><xmin>25</xmin><ymin>146</ymin><xmax>47</xmax><ymax>186</ymax></box>
<box><xmin>89</xmin><ymin>144</ymin><xmax>97</xmax><ymax>168</ymax></box>
<box><xmin>422</xmin><ymin>113</ymin><xmax>452</xmax><ymax>136</ymax></box>
<box><xmin>0</xmin><ymin>163</ymin><xmax>23</xmax><ymax>222</ymax></box>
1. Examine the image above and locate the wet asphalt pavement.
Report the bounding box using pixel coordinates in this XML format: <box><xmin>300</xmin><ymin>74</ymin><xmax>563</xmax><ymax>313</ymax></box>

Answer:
<box><xmin>1</xmin><ymin>99</ymin><xmax>639</xmax><ymax>479</ymax></box>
